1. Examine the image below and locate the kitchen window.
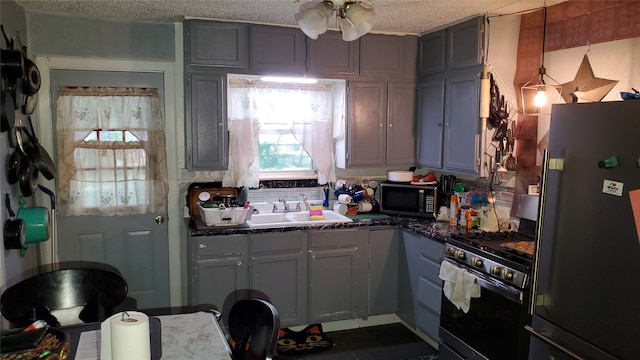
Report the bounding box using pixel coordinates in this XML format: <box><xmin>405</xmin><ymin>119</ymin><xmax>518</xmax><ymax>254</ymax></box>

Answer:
<box><xmin>223</xmin><ymin>75</ymin><xmax>345</xmax><ymax>188</ymax></box>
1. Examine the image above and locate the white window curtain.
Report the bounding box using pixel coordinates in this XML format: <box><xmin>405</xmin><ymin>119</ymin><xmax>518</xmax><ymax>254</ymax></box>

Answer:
<box><xmin>224</xmin><ymin>78</ymin><xmax>344</xmax><ymax>188</ymax></box>
<box><xmin>56</xmin><ymin>87</ymin><xmax>168</xmax><ymax>216</ymax></box>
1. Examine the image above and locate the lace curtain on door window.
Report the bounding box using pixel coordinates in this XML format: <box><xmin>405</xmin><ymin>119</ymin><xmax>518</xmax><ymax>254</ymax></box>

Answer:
<box><xmin>56</xmin><ymin>87</ymin><xmax>168</xmax><ymax>216</ymax></box>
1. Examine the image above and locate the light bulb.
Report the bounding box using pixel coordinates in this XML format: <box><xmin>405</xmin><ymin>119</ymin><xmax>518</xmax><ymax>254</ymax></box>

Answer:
<box><xmin>534</xmin><ymin>89</ymin><xmax>547</xmax><ymax>107</ymax></box>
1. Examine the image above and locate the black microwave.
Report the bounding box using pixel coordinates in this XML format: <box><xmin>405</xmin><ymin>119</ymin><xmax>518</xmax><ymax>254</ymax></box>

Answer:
<box><xmin>379</xmin><ymin>182</ymin><xmax>438</xmax><ymax>219</ymax></box>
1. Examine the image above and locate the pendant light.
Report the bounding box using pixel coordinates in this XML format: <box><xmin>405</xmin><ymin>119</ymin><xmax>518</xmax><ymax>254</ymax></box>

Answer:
<box><xmin>298</xmin><ymin>1</ymin><xmax>376</xmax><ymax>41</ymax></box>
<box><xmin>520</xmin><ymin>7</ymin><xmax>562</xmax><ymax>116</ymax></box>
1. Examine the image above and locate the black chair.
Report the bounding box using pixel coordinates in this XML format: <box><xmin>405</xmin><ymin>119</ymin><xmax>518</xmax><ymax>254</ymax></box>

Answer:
<box><xmin>228</xmin><ymin>298</ymin><xmax>280</xmax><ymax>360</ymax></box>
<box><xmin>0</xmin><ymin>261</ymin><xmax>128</xmax><ymax>327</ymax></box>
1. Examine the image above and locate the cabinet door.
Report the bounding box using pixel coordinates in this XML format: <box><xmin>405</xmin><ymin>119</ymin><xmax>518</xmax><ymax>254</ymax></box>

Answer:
<box><xmin>443</xmin><ymin>67</ymin><xmax>481</xmax><ymax>173</ymax></box>
<box><xmin>185</xmin><ymin>73</ymin><xmax>228</xmax><ymax>170</ymax></box>
<box><xmin>369</xmin><ymin>228</ymin><xmax>399</xmax><ymax>315</ymax></box>
<box><xmin>250</xmin><ymin>25</ymin><xmax>306</xmax><ymax>75</ymax></box>
<box><xmin>360</xmin><ymin>34</ymin><xmax>417</xmax><ymax>79</ymax></box>
<box><xmin>417</xmin><ymin>75</ymin><xmax>445</xmax><ymax>168</ymax></box>
<box><xmin>386</xmin><ymin>83</ymin><xmax>416</xmax><ymax>166</ymax></box>
<box><xmin>307</xmin><ymin>31</ymin><xmax>358</xmax><ymax>75</ymax></box>
<box><xmin>189</xmin><ymin>234</ymin><xmax>249</xmax><ymax>312</ymax></box>
<box><xmin>186</xmin><ymin>20</ymin><xmax>249</xmax><ymax>68</ymax></box>
<box><xmin>250</xmin><ymin>231</ymin><xmax>309</xmax><ymax>327</ymax></box>
<box><xmin>197</xmin><ymin>257</ymin><xmax>249</xmax><ymax>313</ymax></box>
<box><xmin>447</xmin><ymin>16</ymin><xmax>484</xmax><ymax>70</ymax></box>
<box><xmin>418</xmin><ymin>29</ymin><xmax>446</xmax><ymax>76</ymax></box>
<box><xmin>309</xmin><ymin>229</ymin><xmax>367</xmax><ymax>323</ymax></box>
<box><xmin>347</xmin><ymin>81</ymin><xmax>387</xmax><ymax>167</ymax></box>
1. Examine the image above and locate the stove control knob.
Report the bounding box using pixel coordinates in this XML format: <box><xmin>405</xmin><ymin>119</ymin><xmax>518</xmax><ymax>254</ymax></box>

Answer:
<box><xmin>447</xmin><ymin>247</ymin><xmax>457</xmax><ymax>256</ymax></box>
<box><xmin>501</xmin><ymin>269</ymin><xmax>514</xmax><ymax>280</ymax></box>
<box><xmin>490</xmin><ymin>265</ymin><xmax>502</xmax><ymax>276</ymax></box>
<box><xmin>455</xmin><ymin>250</ymin><xmax>466</xmax><ymax>260</ymax></box>
<box><xmin>472</xmin><ymin>257</ymin><xmax>483</xmax><ymax>267</ymax></box>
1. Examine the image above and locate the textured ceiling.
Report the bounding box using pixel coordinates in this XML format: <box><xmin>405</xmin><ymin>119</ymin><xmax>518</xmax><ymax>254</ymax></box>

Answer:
<box><xmin>15</xmin><ymin>0</ymin><xmax>566</xmax><ymax>35</ymax></box>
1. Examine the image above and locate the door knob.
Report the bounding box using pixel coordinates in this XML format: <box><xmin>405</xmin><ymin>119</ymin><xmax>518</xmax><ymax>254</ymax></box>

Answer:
<box><xmin>155</xmin><ymin>215</ymin><xmax>165</xmax><ymax>224</ymax></box>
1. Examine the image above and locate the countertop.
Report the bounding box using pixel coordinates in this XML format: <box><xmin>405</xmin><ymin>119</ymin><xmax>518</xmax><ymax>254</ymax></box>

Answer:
<box><xmin>188</xmin><ymin>214</ymin><xmax>474</xmax><ymax>243</ymax></box>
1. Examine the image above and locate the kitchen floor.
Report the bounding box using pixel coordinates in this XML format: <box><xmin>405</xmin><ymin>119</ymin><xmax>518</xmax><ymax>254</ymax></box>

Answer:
<box><xmin>280</xmin><ymin>323</ymin><xmax>439</xmax><ymax>360</ymax></box>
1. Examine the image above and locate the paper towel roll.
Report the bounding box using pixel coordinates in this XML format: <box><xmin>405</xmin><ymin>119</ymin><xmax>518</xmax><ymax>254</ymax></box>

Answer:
<box><xmin>333</xmin><ymin>202</ymin><xmax>347</xmax><ymax>215</ymax></box>
<box><xmin>111</xmin><ymin>312</ymin><xmax>151</xmax><ymax>360</ymax></box>
<box><xmin>338</xmin><ymin>194</ymin><xmax>352</xmax><ymax>204</ymax></box>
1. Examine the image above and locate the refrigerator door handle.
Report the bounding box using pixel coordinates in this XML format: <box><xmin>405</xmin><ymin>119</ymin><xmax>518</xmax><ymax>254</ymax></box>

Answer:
<box><xmin>524</xmin><ymin>325</ymin><xmax>585</xmax><ymax>360</ymax></box>
<box><xmin>529</xmin><ymin>149</ymin><xmax>550</xmax><ymax>315</ymax></box>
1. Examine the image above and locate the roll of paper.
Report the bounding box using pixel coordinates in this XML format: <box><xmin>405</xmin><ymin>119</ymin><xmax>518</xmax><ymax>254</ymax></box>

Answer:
<box><xmin>111</xmin><ymin>312</ymin><xmax>151</xmax><ymax>360</ymax></box>
<box><xmin>480</xmin><ymin>65</ymin><xmax>490</xmax><ymax>120</ymax></box>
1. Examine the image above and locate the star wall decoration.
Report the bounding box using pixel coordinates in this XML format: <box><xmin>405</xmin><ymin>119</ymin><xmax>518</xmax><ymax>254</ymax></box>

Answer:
<box><xmin>561</xmin><ymin>55</ymin><xmax>618</xmax><ymax>103</ymax></box>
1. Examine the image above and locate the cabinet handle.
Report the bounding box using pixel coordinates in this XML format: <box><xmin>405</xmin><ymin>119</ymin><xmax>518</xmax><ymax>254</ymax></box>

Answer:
<box><xmin>237</xmin><ymin>260</ymin><xmax>242</xmax><ymax>266</ymax></box>
<box><xmin>199</xmin><ymin>243</ymin><xmax>206</xmax><ymax>249</ymax></box>
<box><xmin>438</xmin><ymin>123</ymin><xmax>443</xmax><ymax>127</ymax></box>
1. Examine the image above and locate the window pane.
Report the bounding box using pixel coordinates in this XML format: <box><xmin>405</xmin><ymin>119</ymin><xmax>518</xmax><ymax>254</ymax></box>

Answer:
<box><xmin>259</xmin><ymin>133</ymin><xmax>312</xmax><ymax>170</ymax></box>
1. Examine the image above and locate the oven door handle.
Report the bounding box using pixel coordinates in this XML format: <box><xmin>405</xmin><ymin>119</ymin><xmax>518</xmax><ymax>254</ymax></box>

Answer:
<box><xmin>443</xmin><ymin>259</ymin><xmax>525</xmax><ymax>304</ymax></box>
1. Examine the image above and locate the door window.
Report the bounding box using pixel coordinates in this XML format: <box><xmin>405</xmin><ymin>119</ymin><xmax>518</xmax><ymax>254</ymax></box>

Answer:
<box><xmin>56</xmin><ymin>86</ymin><xmax>168</xmax><ymax>216</ymax></box>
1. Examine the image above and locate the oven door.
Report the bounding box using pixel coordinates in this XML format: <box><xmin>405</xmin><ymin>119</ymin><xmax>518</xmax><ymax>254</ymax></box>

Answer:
<box><xmin>439</xmin><ymin>259</ymin><xmax>531</xmax><ymax>360</ymax></box>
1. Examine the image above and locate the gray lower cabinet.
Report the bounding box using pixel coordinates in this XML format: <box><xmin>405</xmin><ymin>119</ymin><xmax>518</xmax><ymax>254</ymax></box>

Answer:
<box><xmin>185</xmin><ymin>72</ymin><xmax>228</xmax><ymax>170</ymax></box>
<box><xmin>398</xmin><ymin>230</ymin><xmax>444</xmax><ymax>342</ymax></box>
<box><xmin>250</xmin><ymin>231</ymin><xmax>309</xmax><ymax>327</ymax></box>
<box><xmin>188</xmin><ymin>234</ymin><xmax>250</xmax><ymax>312</ymax></box>
<box><xmin>368</xmin><ymin>228</ymin><xmax>399</xmax><ymax>315</ymax></box>
<box><xmin>309</xmin><ymin>229</ymin><xmax>368</xmax><ymax>323</ymax></box>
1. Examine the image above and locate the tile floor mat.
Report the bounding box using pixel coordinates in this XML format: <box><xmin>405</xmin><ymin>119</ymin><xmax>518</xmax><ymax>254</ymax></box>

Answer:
<box><xmin>279</xmin><ymin>323</ymin><xmax>439</xmax><ymax>360</ymax></box>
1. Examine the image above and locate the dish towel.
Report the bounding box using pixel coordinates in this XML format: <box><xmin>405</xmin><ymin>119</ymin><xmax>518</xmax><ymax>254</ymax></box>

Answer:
<box><xmin>439</xmin><ymin>260</ymin><xmax>481</xmax><ymax>313</ymax></box>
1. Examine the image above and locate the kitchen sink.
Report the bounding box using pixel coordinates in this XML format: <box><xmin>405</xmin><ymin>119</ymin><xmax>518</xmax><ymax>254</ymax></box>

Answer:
<box><xmin>246</xmin><ymin>209</ymin><xmax>353</xmax><ymax>228</ymax></box>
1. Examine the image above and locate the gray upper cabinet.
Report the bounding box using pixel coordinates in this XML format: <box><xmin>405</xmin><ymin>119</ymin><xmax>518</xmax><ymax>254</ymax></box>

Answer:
<box><xmin>345</xmin><ymin>81</ymin><xmax>415</xmax><ymax>168</ymax></box>
<box><xmin>417</xmin><ymin>74</ymin><xmax>445</xmax><ymax>168</ymax></box>
<box><xmin>418</xmin><ymin>16</ymin><xmax>484</xmax><ymax>74</ymax></box>
<box><xmin>250</xmin><ymin>25</ymin><xmax>306</xmax><ymax>75</ymax></box>
<box><xmin>359</xmin><ymin>34</ymin><xmax>417</xmax><ymax>80</ymax></box>
<box><xmin>447</xmin><ymin>16</ymin><xmax>484</xmax><ymax>70</ymax></box>
<box><xmin>346</xmin><ymin>81</ymin><xmax>387</xmax><ymax>167</ymax></box>
<box><xmin>307</xmin><ymin>31</ymin><xmax>358</xmax><ymax>76</ymax></box>
<box><xmin>185</xmin><ymin>73</ymin><xmax>228</xmax><ymax>170</ymax></box>
<box><xmin>185</xmin><ymin>20</ymin><xmax>249</xmax><ymax>68</ymax></box>
<box><xmin>417</xmin><ymin>29</ymin><xmax>446</xmax><ymax>76</ymax></box>
<box><xmin>442</xmin><ymin>66</ymin><xmax>481</xmax><ymax>173</ymax></box>
<box><xmin>387</xmin><ymin>82</ymin><xmax>416</xmax><ymax>165</ymax></box>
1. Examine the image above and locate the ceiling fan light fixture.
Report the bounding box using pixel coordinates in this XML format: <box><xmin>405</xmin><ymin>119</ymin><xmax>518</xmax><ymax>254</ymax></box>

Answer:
<box><xmin>298</xmin><ymin>1</ymin><xmax>334</xmax><ymax>39</ymax></box>
<box><xmin>342</xmin><ymin>2</ymin><xmax>375</xmax><ymax>39</ymax></box>
<box><xmin>298</xmin><ymin>1</ymin><xmax>375</xmax><ymax>41</ymax></box>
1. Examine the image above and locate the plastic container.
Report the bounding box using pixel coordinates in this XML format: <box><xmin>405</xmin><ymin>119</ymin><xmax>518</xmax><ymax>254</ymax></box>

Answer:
<box><xmin>198</xmin><ymin>205</ymin><xmax>249</xmax><ymax>226</ymax></box>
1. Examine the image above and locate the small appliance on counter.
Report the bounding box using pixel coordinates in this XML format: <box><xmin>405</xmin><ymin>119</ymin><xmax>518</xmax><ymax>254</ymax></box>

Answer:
<box><xmin>379</xmin><ymin>181</ymin><xmax>437</xmax><ymax>219</ymax></box>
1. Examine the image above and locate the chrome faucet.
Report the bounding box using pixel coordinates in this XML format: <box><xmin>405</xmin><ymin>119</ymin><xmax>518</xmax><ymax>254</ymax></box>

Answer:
<box><xmin>300</xmin><ymin>194</ymin><xmax>309</xmax><ymax>211</ymax></box>
<box><xmin>279</xmin><ymin>198</ymin><xmax>289</xmax><ymax>211</ymax></box>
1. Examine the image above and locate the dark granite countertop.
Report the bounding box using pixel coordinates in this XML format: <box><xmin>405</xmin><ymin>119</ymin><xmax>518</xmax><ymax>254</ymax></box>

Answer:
<box><xmin>188</xmin><ymin>214</ymin><xmax>475</xmax><ymax>242</ymax></box>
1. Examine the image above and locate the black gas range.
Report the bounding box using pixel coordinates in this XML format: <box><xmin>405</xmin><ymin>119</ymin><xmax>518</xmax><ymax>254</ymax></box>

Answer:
<box><xmin>439</xmin><ymin>195</ymin><xmax>539</xmax><ymax>360</ymax></box>
<box><xmin>445</xmin><ymin>230</ymin><xmax>534</xmax><ymax>289</ymax></box>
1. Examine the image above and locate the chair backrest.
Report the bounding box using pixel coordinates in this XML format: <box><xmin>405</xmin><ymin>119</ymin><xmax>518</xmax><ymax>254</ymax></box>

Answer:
<box><xmin>228</xmin><ymin>298</ymin><xmax>280</xmax><ymax>360</ymax></box>
<box><xmin>0</xmin><ymin>263</ymin><xmax>128</xmax><ymax>327</ymax></box>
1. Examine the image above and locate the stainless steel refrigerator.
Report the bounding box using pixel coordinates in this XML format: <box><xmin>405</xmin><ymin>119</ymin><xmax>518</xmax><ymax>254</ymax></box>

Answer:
<box><xmin>527</xmin><ymin>101</ymin><xmax>640</xmax><ymax>360</ymax></box>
